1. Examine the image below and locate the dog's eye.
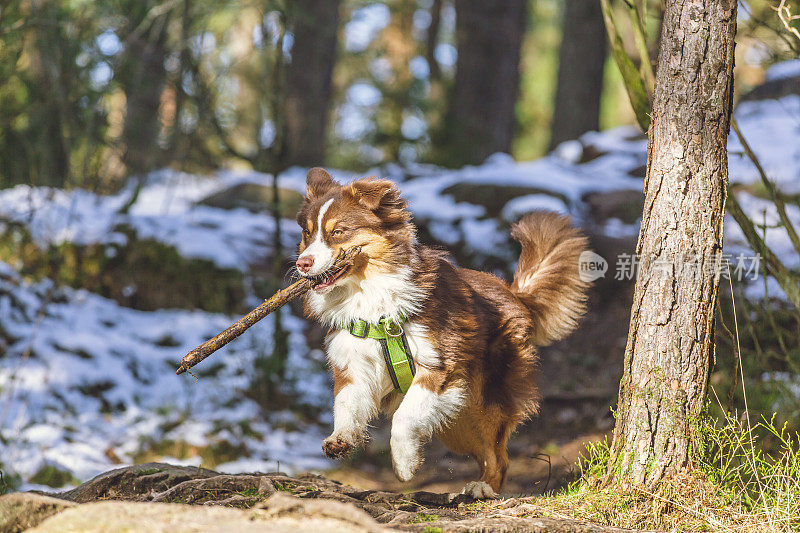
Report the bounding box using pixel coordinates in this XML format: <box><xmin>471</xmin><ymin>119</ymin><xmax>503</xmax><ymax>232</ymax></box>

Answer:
<box><xmin>331</xmin><ymin>229</ymin><xmax>344</xmax><ymax>237</ymax></box>
<box><xmin>302</xmin><ymin>229</ymin><xmax>310</xmax><ymax>238</ymax></box>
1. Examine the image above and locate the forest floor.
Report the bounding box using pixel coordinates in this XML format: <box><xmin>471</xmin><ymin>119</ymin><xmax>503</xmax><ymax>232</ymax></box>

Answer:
<box><xmin>0</xmin><ymin>463</ymin><xmax>640</xmax><ymax>532</ymax></box>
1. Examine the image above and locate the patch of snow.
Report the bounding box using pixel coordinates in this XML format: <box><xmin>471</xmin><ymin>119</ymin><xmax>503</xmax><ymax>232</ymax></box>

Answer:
<box><xmin>460</xmin><ymin>218</ymin><xmax>508</xmax><ymax>256</ymax></box>
<box><xmin>552</xmin><ymin>140</ymin><xmax>584</xmax><ymax>164</ymax></box>
<box><xmin>0</xmin><ymin>170</ymin><xmax>310</xmax><ymax>270</ymax></box>
<box><xmin>502</xmin><ymin>195</ymin><xmax>569</xmax><ymax>222</ymax></box>
<box><xmin>600</xmin><ymin>218</ymin><xmax>641</xmax><ymax>240</ymax></box>
<box><xmin>730</xmin><ymin>95</ymin><xmax>800</xmax><ymax>194</ymax></box>
<box><xmin>765</xmin><ymin>59</ymin><xmax>800</xmax><ymax>82</ymax></box>
<box><xmin>0</xmin><ymin>269</ymin><xmax>332</xmax><ymax>489</ymax></box>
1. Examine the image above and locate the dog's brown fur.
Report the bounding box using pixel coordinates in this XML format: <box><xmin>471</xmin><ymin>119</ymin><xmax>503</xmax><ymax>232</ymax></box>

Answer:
<box><xmin>296</xmin><ymin>168</ymin><xmax>589</xmax><ymax>492</ymax></box>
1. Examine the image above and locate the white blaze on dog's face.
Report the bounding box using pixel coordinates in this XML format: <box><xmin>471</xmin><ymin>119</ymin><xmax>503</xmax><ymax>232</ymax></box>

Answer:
<box><xmin>297</xmin><ymin>197</ymin><xmax>336</xmax><ymax>277</ymax></box>
<box><xmin>295</xmin><ymin>168</ymin><xmax>415</xmax><ymax>293</ymax></box>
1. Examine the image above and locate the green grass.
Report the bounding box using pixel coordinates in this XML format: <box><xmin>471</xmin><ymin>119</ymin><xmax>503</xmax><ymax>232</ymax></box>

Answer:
<box><xmin>136</xmin><ymin>468</ymin><xmax>165</xmax><ymax>476</ymax></box>
<box><xmin>411</xmin><ymin>513</ymin><xmax>440</xmax><ymax>523</ymax></box>
<box><xmin>0</xmin><ymin>466</ymin><xmax>21</xmax><ymax>495</ymax></box>
<box><xmin>695</xmin><ymin>412</ymin><xmax>800</xmax><ymax>530</ymax></box>
<box><xmin>528</xmin><ymin>410</ymin><xmax>800</xmax><ymax>532</ymax></box>
<box><xmin>29</xmin><ymin>465</ymin><xmax>80</xmax><ymax>489</ymax></box>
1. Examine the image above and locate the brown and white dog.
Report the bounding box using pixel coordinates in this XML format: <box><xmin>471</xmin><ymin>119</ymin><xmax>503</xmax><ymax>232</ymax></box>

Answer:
<box><xmin>295</xmin><ymin>168</ymin><xmax>589</xmax><ymax>498</ymax></box>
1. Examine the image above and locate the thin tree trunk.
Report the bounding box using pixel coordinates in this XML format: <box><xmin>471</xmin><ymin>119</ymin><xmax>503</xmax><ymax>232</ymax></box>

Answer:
<box><xmin>549</xmin><ymin>0</ymin><xmax>607</xmax><ymax>150</ymax></box>
<box><xmin>425</xmin><ymin>0</ymin><xmax>443</xmax><ymax>86</ymax></box>
<box><xmin>441</xmin><ymin>0</ymin><xmax>526</xmax><ymax>166</ymax></box>
<box><xmin>282</xmin><ymin>0</ymin><xmax>341</xmax><ymax>167</ymax></box>
<box><xmin>608</xmin><ymin>0</ymin><xmax>736</xmax><ymax>487</ymax></box>
<box><xmin>376</xmin><ymin>0</ymin><xmax>416</xmax><ymax>163</ymax></box>
<box><xmin>166</xmin><ymin>0</ymin><xmax>191</xmax><ymax>159</ymax></box>
<box><xmin>27</xmin><ymin>0</ymin><xmax>71</xmax><ymax>187</ymax></box>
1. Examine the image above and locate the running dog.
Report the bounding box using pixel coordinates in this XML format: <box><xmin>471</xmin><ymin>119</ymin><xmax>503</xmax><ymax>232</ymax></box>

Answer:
<box><xmin>294</xmin><ymin>168</ymin><xmax>589</xmax><ymax>498</ymax></box>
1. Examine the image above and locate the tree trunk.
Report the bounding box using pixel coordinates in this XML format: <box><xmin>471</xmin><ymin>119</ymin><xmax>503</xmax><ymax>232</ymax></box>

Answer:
<box><xmin>608</xmin><ymin>0</ymin><xmax>736</xmax><ymax>487</ymax></box>
<box><xmin>27</xmin><ymin>0</ymin><xmax>72</xmax><ymax>187</ymax></box>
<box><xmin>549</xmin><ymin>0</ymin><xmax>607</xmax><ymax>150</ymax></box>
<box><xmin>375</xmin><ymin>0</ymin><xmax>417</xmax><ymax>163</ymax></box>
<box><xmin>119</xmin><ymin>9</ymin><xmax>170</xmax><ymax>177</ymax></box>
<box><xmin>282</xmin><ymin>0</ymin><xmax>341</xmax><ymax>167</ymax></box>
<box><xmin>441</xmin><ymin>0</ymin><xmax>526</xmax><ymax>166</ymax></box>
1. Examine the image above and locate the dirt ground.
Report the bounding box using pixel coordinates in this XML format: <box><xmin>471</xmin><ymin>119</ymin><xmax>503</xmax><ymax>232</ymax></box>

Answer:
<box><xmin>1</xmin><ymin>463</ymin><xmax>639</xmax><ymax>532</ymax></box>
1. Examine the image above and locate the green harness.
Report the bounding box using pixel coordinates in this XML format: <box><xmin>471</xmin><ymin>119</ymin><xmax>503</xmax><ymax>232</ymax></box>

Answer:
<box><xmin>346</xmin><ymin>315</ymin><xmax>415</xmax><ymax>393</ymax></box>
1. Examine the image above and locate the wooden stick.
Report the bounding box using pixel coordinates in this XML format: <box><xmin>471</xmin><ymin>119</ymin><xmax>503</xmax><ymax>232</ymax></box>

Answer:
<box><xmin>176</xmin><ymin>246</ymin><xmax>361</xmax><ymax>375</ymax></box>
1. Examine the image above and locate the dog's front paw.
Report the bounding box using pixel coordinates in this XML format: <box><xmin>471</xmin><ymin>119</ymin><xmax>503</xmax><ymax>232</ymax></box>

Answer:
<box><xmin>390</xmin><ymin>435</ymin><xmax>423</xmax><ymax>482</ymax></box>
<box><xmin>322</xmin><ymin>434</ymin><xmax>356</xmax><ymax>459</ymax></box>
<box><xmin>461</xmin><ymin>481</ymin><xmax>498</xmax><ymax>500</ymax></box>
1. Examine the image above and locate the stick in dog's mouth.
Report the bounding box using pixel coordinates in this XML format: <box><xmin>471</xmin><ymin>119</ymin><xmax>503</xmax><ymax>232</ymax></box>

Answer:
<box><xmin>310</xmin><ymin>263</ymin><xmax>351</xmax><ymax>290</ymax></box>
<box><xmin>174</xmin><ymin>245</ymin><xmax>362</xmax><ymax>376</ymax></box>
<box><xmin>306</xmin><ymin>244</ymin><xmax>362</xmax><ymax>291</ymax></box>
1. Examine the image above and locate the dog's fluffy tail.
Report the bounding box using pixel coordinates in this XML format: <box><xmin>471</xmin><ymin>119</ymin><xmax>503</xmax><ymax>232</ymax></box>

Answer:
<box><xmin>510</xmin><ymin>211</ymin><xmax>590</xmax><ymax>346</ymax></box>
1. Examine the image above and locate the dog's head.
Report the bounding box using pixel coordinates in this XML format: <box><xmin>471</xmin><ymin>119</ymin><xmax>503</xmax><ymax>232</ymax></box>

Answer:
<box><xmin>295</xmin><ymin>168</ymin><xmax>414</xmax><ymax>293</ymax></box>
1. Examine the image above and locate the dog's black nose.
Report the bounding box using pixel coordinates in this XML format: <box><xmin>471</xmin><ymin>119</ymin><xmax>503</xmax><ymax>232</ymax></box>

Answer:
<box><xmin>296</xmin><ymin>256</ymin><xmax>314</xmax><ymax>273</ymax></box>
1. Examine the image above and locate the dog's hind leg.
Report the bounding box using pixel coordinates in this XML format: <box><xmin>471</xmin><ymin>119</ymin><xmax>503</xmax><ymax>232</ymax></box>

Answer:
<box><xmin>439</xmin><ymin>406</ymin><xmax>512</xmax><ymax>497</ymax></box>
<box><xmin>389</xmin><ymin>377</ymin><xmax>465</xmax><ymax>482</ymax></box>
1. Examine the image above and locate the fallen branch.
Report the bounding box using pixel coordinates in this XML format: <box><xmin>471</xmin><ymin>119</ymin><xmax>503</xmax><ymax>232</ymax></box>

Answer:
<box><xmin>176</xmin><ymin>246</ymin><xmax>361</xmax><ymax>375</ymax></box>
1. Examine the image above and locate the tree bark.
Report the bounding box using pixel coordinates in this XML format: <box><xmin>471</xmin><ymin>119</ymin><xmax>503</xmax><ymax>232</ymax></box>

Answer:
<box><xmin>549</xmin><ymin>0</ymin><xmax>607</xmax><ymax>150</ymax></box>
<box><xmin>282</xmin><ymin>0</ymin><xmax>341</xmax><ymax>167</ymax></box>
<box><xmin>608</xmin><ymin>0</ymin><xmax>736</xmax><ymax>487</ymax></box>
<box><xmin>441</xmin><ymin>0</ymin><xmax>527</xmax><ymax>166</ymax></box>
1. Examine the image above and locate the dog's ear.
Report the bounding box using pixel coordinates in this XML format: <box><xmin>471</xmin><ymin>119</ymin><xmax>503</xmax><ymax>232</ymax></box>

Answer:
<box><xmin>345</xmin><ymin>178</ymin><xmax>406</xmax><ymax>212</ymax></box>
<box><xmin>306</xmin><ymin>168</ymin><xmax>338</xmax><ymax>200</ymax></box>
<box><xmin>344</xmin><ymin>178</ymin><xmax>410</xmax><ymax>227</ymax></box>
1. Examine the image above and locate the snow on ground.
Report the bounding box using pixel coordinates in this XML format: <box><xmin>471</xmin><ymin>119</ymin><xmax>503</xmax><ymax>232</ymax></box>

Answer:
<box><xmin>0</xmin><ymin>264</ymin><xmax>332</xmax><ymax>490</ymax></box>
<box><xmin>399</xmin><ymin>130</ymin><xmax>646</xmax><ymax>222</ymax></box>
<box><xmin>1</xmin><ymin>61</ymin><xmax>799</xmax><ymax>490</ymax></box>
<box><xmin>730</xmin><ymin>95</ymin><xmax>800</xmax><ymax>194</ymax></box>
<box><xmin>0</xmin><ymin>170</ymin><xmax>307</xmax><ymax>270</ymax></box>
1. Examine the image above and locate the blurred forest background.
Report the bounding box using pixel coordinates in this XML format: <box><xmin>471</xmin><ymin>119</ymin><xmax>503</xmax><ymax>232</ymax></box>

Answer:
<box><xmin>2</xmin><ymin>0</ymin><xmax>796</xmax><ymax>188</ymax></box>
<box><xmin>2</xmin><ymin>0</ymin><xmax>800</xmax><ymax>502</ymax></box>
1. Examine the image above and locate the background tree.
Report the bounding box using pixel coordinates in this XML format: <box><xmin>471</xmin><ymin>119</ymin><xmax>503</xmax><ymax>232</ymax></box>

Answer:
<box><xmin>0</xmin><ymin>0</ymin><xmax>108</xmax><ymax>188</ymax></box>
<box><xmin>607</xmin><ymin>0</ymin><xmax>737</xmax><ymax>486</ymax></box>
<box><xmin>436</xmin><ymin>0</ymin><xmax>527</xmax><ymax>166</ymax></box>
<box><xmin>283</xmin><ymin>0</ymin><xmax>341</xmax><ymax>167</ymax></box>
<box><xmin>116</xmin><ymin>0</ymin><xmax>172</xmax><ymax>177</ymax></box>
<box><xmin>373</xmin><ymin>0</ymin><xmax>419</xmax><ymax>163</ymax></box>
<box><xmin>548</xmin><ymin>0</ymin><xmax>607</xmax><ymax>150</ymax></box>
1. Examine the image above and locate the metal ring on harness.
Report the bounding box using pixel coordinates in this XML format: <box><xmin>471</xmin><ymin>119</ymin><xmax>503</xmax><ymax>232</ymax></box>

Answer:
<box><xmin>383</xmin><ymin>318</ymin><xmax>404</xmax><ymax>338</ymax></box>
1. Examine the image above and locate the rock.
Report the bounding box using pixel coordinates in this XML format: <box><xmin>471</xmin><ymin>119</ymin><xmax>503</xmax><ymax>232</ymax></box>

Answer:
<box><xmin>441</xmin><ymin>183</ymin><xmax>567</xmax><ymax>219</ymax></box>
<box><xmin>583</xmin><ymin>190</ymin><xmax>644</xmax><ymax>225</ymax></box>
<box><xmin>740</xmin><ymin>74</ymin><xmax>800</xmax><ymax>102</ymax></box>
<box><xmin>256</xmin><ymin>492</ymin><xmax>386</xmax><ymax>532</ymax></box>
<box><xmin>198</xmin><ymin>183</ymin><xmax>304</xmax><ymax>215</ymax></box>
<box><xmin>0</xmin><ymin>492</ymin><xmax>76</xmax><ymax>533</ymax></box>
<box><xmin>56</xmin><ymin>463</ymin><xmax>219</xmax><ymax>503</ymax></box>
<box><xmin>29</xmin><ymin>499</ymin><xmax>378</xmax><ymax>533</ymax></box>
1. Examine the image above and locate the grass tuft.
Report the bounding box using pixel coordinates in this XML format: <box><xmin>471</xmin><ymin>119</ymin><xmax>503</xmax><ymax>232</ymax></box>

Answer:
<box><xmin>526</xmin><ymin>412</ymin><xmax>800</xmax><ymax>532</ymax></box>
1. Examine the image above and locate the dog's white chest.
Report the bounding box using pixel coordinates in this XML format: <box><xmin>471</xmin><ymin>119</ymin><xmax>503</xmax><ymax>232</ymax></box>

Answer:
<box><xmin>325</xmin><ymin>321</ymin><xmax>440</xmax><ymax>394</ymax></box>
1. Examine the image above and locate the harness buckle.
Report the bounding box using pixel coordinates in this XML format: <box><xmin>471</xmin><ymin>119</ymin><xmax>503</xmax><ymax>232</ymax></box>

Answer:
<box><xmin>383</xmin><ymin>317</ymin><xmax>404</xmax><ymax>338</ymax></box>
